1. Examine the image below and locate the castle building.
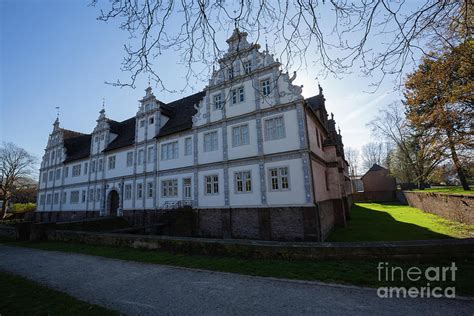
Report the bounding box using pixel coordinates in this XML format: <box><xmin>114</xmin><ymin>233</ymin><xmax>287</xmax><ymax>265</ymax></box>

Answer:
<box><xmin>37</xmin><ymin>29</ymin><xmax>352</xmax><ymax>240</ymax></box>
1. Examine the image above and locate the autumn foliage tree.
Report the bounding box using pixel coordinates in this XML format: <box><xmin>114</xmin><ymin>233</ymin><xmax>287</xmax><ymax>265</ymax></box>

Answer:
<box><xmin>404</xmin><ymin>40</ymin><xmax>473</xmax><ymax>190</ymax></box>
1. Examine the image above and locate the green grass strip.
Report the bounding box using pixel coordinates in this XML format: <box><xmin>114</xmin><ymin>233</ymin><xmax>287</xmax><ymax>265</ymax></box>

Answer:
<box><xmin>0</xmin><ymin>269</ymin><xmax>118</xmax><ymax>315</ymax></box>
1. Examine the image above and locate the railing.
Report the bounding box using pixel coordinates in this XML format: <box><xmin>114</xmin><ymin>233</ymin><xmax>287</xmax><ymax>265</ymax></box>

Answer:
<box><xmin>161</xmin><ymin>200</ymin><xmax>193</xmax><ymax>209</ymax></box>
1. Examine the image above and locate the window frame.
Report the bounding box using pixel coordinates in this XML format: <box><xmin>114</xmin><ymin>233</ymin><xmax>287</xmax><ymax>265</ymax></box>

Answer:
<box><xmin>160</xmin><ymin>141</ymin><xmax>179</xmax><ymax>161</ymax></box>
<box><xmin>161</xmin><ymin>179</ymin><xmax>178</xmax><ymax>197</ymax></box>
<box><xmin>204</xmin><ymin>174</ymin><xmax>219</xmax><ymax>195</ymax></box>
<box><xmin>267</xmin><ymin>166</ymin><xmax>291</xmax><ymax>192</ymax></box>
<box><xmin>264</xmin><ymin>115</ymin><xmax>286</xmax><ymax>141</ymax></box>
<box><xmin>234</xmin><ymin>171</ymin><xmax>252</xmax><ymax>194</ymax></box>
<box><xmin>261</xmin><ymin>78</ymin><xmax>271</xmax><ymax>96</ymax></box>
<box><xmin>232</xmin><ymin>124</ymin><xmax>250</xmax><ymax>147</ymax></box>
<box><xmin>203</xmin><ymin>131</ymin><xmax>218</xmax><ymax>152</ymax></box>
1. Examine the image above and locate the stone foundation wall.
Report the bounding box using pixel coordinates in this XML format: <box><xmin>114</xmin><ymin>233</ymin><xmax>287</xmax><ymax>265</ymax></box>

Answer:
<box><xmin>29</xmin><ymin>211</ymin><xmax>100</xmax><ymax>223</ymax></box>
<box><xmin>31</xmin><ymin>201</ymin><xmax>348</xmax><ymax>241</ymax></box>
<box><xmin>403</xmin><ymin>191</ymin><xmax>474</xmax><ymax>224</ymax></box>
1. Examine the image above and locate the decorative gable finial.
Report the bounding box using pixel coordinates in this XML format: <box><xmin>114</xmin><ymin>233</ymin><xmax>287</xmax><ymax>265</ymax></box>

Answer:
<box><xmin>53</xmin><ymin>106</ymin><xmax>60</xmax><ymax>130</ymax></box>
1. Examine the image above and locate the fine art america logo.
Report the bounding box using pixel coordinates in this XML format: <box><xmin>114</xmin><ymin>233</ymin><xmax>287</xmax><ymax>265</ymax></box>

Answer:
<box><xmin>377</xmin><ymin>262</ymin><xmax>457</xmax><ymax>298</ymax></box>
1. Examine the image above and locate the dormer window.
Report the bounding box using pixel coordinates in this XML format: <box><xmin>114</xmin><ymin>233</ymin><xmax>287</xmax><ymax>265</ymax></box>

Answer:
<box><xmin>149</xmin><ymin>117</ymin><xmax>154</xmax><ymax>125</ymax></box>
<box><xmin>145</xmin><ymin>103</ymin><xmax>153</xmax><ymax>111</ymax></box>
<box><xmin>140</xmin><ymin>120</ymin><xmax>145</xmax><ymax>127</ymax></box>
<box><xmin>261</xmin><ymin>78</ymin><xmax>271</xmax><ymax>96</ymax></box>
<box><xmin>227</xmin><ymin>67</ymin><xmax>234</xmax><ymax>80</ymax></box>
<box><xmin>244</xmin><ymin>61</ymin><xmax>252</xmax><ymax>74</ymax></box>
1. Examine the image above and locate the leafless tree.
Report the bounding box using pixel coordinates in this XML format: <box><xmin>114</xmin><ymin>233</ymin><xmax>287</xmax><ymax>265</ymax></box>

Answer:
<box><xmin>345</xmin><ymin>147</ymin><xmax>360</xmax><ymax>177</ymax></box>
<box><xmin>368</xmin><ymin>102</ymin><xmax>445</xmax><ymax>187</ymax></box>
<box><xmin>90</xmin><ymin>0</ymin><xmax>470</xmax><ymax>91</ymax></box>
<box><xmin>0</xmin><ymin>143</ymin><xmax>38</xmax><ymax>218</ymax></box>
<box><xmin>360</xmin><ymin>142</ymin><xmax>391</xmax><ymax>171</ymax></box>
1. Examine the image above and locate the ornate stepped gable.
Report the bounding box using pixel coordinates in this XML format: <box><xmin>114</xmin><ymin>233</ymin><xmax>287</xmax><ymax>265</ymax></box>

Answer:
<box><xmin>51</xmin><ymin>29</ymin><xmax>340</xmax><ymax>164</ymax></box>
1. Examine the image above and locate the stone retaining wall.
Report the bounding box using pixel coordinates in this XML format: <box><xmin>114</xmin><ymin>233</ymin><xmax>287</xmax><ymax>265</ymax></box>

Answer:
<box><xmin>46</xmin><ymin>229</ymin><xmax>474</xmax><ymax>261</ymax></box>
<box><xmin>31</xmin><ymin>200</ymin><xmax>349</xmax><ymax>241</ymax></box>
<box><xmin>403</xmin><ymin>191</ymin><xmax>474</xmax><ymax>224</ymax></box>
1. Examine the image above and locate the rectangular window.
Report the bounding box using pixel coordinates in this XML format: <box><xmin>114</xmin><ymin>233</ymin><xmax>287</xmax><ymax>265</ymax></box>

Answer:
<box><xmin>244</xmin><ymin>61</ymin><xmax>252</xmax><ymax>74</ymax></box>
<box><xmin>88</xmin><ymin>189</ymin><xmax>94</xmax><ymax>201</ymax></box>
<box><xmin>42</xmin><ymin>172</ymin><xmax>47</xmax><ymax>183</ymax></box>
<box><xmin>316</xmin><ymin>128</ymin><xmax>320</xmax><ymax>148</ymax></box>
<box><xmin>147</xmin><ymin>182</ymin><xmax>154</xmax><ymax>198</ymax></box>
<box><xmin>96</xmin><ymin>188</ymin><xmax>101</xmax><ymax>201</ymax></box>
<box><xmin>65</xmin><ymin>166</ymin><xmax>69</xmax><ymax>178</ymax></box>
<box><xmin>46</xmin><ymin>194</ymin><xmax>52</xmax><ymax>204</ymax></box>
<box><xmin>53</xmin><ymin>193</ymin><xmax>59</xmax><ymax>205</ymax></box>
<box><xmin>183</xmin><ymin>178</ymin><xmax>192</xmax><ymax>199</ymax></box>
<box><xmin>205</xmin><ymin>175</ymin><xmax>219</xmax><ymax>195</ymax></box>
<box><xmin>138</xmin><ymin>149</ymin><xmax>144</xmax><ymax>165</ymax></box>
<box><xmin>98</xmin><ymin>159</ymin><xmax>103</xmax><ymax>172</ymax></box>
<box><xmin>48</xmin><ymin>170</ymin><xmax>54</xmax><ymax>181</ymax></box>
<box><xmin>149</xmin><ymin>116</ymin><xmax>154</xmax><ymax>124</ymax></box>
<box><xmin>137</xmin><ymin>183</ymin><xmax>143</xmax><ymax>199</ymax></box>
<box><xmin>62</xmin><ymin>192</ymin><xmax>67</xmax><ymax>204</ymax></box>
<box><xmin>161</xmin><ymin>179</ymin><xmax>178</xmax><ymax>197</ymax></box>
<box><xmin>227</xmin><ymin>66</ymin><xmax>234</xmax><ymax>80</ymax></box>
<box><xmin>72</xmin><ymin>164</ymin><xmax>81</xmax><ymax>177</ymax></box>
<box><xmin>108</xmin><ymin>156</ymin><xmax>116</xmax><ymax>170</ymax></box>
<box><xmin>126</xmin><ymin>152</ymin><xmax>133</xmax><ymax>167</ymax></box>
<box><xmin>91</xmin><ymin>160</ymin><xmax>96</xmax><ymax>172</ymax></box>
<box><xmin>264</xmin><ymin>116</ymin><xmax>285</xmax><ymax>141</ymax></box>
<box><xmin>147</xmin><ymin>146</ymin><xmax>154</xmax><ymax>163</ymax></box>
<box><xmin>161</xmin><ymin>142</ymin><xmax>179</xmax><ymax>160</ymax></box>
<box><xmin>203</xmin><ymin>131</ymin><xmax>218</xmax><ymax>152</ymax></box>
<box><xmin>124</xmin><ymin>184</ymin><xmax>132</xmax><ymax>200</ymax></box>
<box><xmin>235</xmin><ymin>171</ymin><xmax>252</xmax><ymax>193</ymax></box>
<box><xmin>55</xmin><ymin>169</ymin><xmax>61</xmax><ymax>180</ymax></box>
<box><xmin>213</xmin><ymin>94</ymin><xmax>224</xmax><ymax>110</ymax></box>
<box><xmin>84</xmin><ymin>162</ymin><xmax>88</xmax><ymax>174</ymax></box>
<box><xmin>231</xmin><ymin>87</ymin><xmax>245</xmax><ymax>104</ymax></box>
<box><xmin>269</xmin><ymin>167</ymin><xmax>290</xmax><ymax>191</ymax></box>
<box><xmin>81</xmin><ymin>190</ymin><xmax>86</xmax><ymax>203</ymax></box>
<box><xmin>261</xmin><ymin>78</ymin><xmax>271</xmax><ymax>96</ymax></box>
<box><xmin>184</xmin><ymin>137</ymin><xmax>192</xmax><ymax>156</ymax></box>
<box><xmin>70</xmin><ymin>191</ymin><xmax>80</xmax><ymax>204</ymax></box>
<box><xmin>140</xmin><ymin>120</ymin><xmax>145</xmax><ymax>127</ymax></box>
<box><xmin>232</xmin><ymin>124</ymin><xmax>250</xmax><ymax>147</ymax></box>
<box><xmin>39</xmin><ymin>194</ymin><xmax>45</xmax><ymax>205</ymax></box>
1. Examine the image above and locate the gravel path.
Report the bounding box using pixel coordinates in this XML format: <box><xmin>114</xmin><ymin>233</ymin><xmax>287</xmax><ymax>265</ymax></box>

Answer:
<box><xmin>0</xmin><ymin>245</ymin><xmax>473</xmax><ymax>315</ymax></box>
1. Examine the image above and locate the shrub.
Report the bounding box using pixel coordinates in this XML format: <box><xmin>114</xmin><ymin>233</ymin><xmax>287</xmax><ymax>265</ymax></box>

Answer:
<box><xmin>12</xmin><ymin>203</ymin><xmax>36</xmax><ymax>213</ymax></box>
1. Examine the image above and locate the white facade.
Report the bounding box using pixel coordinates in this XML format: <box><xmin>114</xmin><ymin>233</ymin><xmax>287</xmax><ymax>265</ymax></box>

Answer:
<box><xmin>37</xmin><ymin>29</ymin><xmax>350</xmax><ymax>216</ymax></box>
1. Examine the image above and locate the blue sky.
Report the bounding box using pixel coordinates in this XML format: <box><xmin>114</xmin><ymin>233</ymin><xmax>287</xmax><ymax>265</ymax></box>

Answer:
<box><xmin>1</xmin><ymin>0</ymin><xmax>406</xmax><ymax>165</ymax></box>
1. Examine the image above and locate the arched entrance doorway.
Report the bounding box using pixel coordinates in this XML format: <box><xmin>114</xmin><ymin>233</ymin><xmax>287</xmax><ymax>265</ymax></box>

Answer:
<box><xmin>107</xmin><ymin>190</ymin><xmax>120</xmax><ymax>216</ymax></box>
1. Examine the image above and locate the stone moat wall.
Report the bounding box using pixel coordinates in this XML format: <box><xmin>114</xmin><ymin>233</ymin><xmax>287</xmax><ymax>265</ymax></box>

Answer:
<box><xmin>28</xmin><ymin>198</ymin><xmax>351</xmax><ymax>241</ymax></box>
<box><xmin>403</xmin><ymin>191</ymin><xmax>474</xmax><ymax>225</ymax></box>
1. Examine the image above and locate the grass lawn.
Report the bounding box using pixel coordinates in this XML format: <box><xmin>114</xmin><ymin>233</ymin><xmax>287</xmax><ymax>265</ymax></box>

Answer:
<box><xmin>410</xmin><ymin>186</ymin><xmax>473</xmax><ymax>195</ymax></box>
<box><xmin>0</xmin><ymin>270</ymin><xmax>118</xmax><ymax>315</ymax></box>
<box><xmin>2</xmin><ymin>239</ymin><xmax>474</xmax><ymax>296</ymax></box>
<box><xmin>328</xmin><ymin>203</ymin><xmax>474</xmax><ymax>242</ymax></box>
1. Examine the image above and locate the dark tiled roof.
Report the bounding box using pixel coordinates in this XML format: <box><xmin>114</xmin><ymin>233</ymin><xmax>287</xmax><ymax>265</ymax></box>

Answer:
<box><xmin>305</xmin><ymin>94</ymin><xmax>325</xmax><ymax>111</ymax></box>
<box><xmin>103</xmin><ymin>117</ymin><xmax>136</xmax><ymax>152</ymax></box>
<box><xmin>63</xmin><ymin>134</ymin><xmax>92</xmax><ymax>163</ymax></box>
<box><xmin>367</xmin><ymin>163</ymin><xmax>387</xmax><ymax>172</ymax></box>
<box><xmin>60</xmin><ymin>91</ymin><xmax>204</xmax><ymax>162</ymax></box>
<box><xmin>157</xmin><ymin>91</ymin><xmax>206</xmax><ymax>138</ymax></box>
<box><xmin>61</xmin><ymin>128</ymin><xmax>85</xmax><ymax>140</ymax></box>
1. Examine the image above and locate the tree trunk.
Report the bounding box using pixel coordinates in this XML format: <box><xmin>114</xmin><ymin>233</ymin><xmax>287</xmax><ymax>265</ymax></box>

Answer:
<box><xmin>447</xmin><ymin>132</ymin><xmax>470</xmax><ymax>190</ymax></box>
<box><xmin>1</xmin><ymin>197</ymin><xmax>7</xmax><ymax>219</ymax></box>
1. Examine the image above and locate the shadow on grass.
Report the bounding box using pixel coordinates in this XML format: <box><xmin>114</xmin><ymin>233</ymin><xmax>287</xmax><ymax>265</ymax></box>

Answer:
<box><xmin>328</xmin><ymin>203</ymin><xmax>453</xmax><ymax>242</ymax></box>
